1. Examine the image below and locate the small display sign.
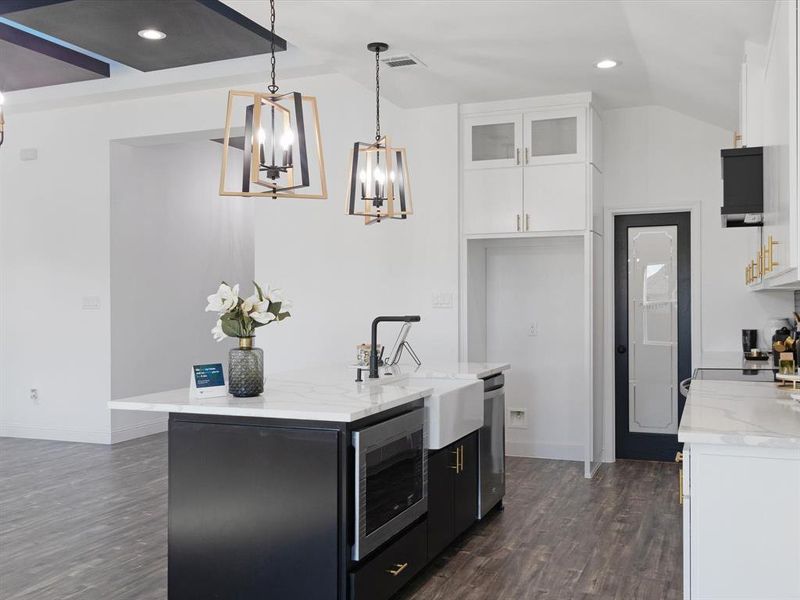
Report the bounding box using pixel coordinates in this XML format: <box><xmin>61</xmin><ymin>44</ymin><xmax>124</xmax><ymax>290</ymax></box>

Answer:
<box><xmin>193</xmin><ymin>363</ymin><xmax>225</xmax><ymax>388</ymax></box>
<box><xmin>190</xmin><ymin>363</ymin><xmax>227</xmax><ymax>398</ymax></box>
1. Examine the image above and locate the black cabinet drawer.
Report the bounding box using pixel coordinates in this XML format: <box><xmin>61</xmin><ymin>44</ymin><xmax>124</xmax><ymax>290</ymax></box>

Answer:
<box><xmin>349</xmin><ymin>520</ymin><xmax>427</xmax><ymax>600</ymax></box>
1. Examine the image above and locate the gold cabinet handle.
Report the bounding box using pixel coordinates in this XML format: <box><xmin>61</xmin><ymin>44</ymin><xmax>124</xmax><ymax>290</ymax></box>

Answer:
<box><xmin>675</xmin><ymin>452</ymin><xmax>684</xmax><ymax>505</ymax></box>
<box><xmin>525</xmin><ymin>147</ymin><xmax>529</xmax><ymax>164</ymax></box>
<box><xmin>525</xmin><ymin>214</ymin><xmax>530</xmax><ymax>231</ymax></box>
<box><xmin>766</xmin><ymin>235</ymin><xmax>779</xmax><ymax>272</ymax></box>
<box><xmin>516</xmin><ymin>148</ymin><xmax>520</xmax><ymax>165</ymax></box>
<box><xmin>745</xmin><ymin>264</ymin><xmax>750</xmax><ymax>285</ymax></box>
<box><xmin>386</xmin><ymin>562</ymin><xmax>408</xmax><ymax>576</ymax></box>
<box><xmin>459</xmin><ymin>445</ymin><xmax>464</xmax><ymax>472</ymax></box>
<box><xmin>516</xmin><ymin>214</ymin><xmax>521</xmax><ymax>232</ymax></box>
<box><xmin>449</xmin><ymin>448</ymin><xmax>459</xmax><ymax>471</ymax></box>
<box><xmin>757</xmin><ymin>249</ymin><xmax>763</xmax><ymax>277</ymax></box>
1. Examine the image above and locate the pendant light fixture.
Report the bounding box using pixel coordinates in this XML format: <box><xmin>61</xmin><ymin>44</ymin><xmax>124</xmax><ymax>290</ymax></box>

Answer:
<box><xmin>219</xmin><ymin>0</ymin><xmax>327</xmax><ymax>199</ymax></box>
<box><xmin>346</xmin><ymin>42</ymin><xmax>412</xmax><ymax>224</ymax></box>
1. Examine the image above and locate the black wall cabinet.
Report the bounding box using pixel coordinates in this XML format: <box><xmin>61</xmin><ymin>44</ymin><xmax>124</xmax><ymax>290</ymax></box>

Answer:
<box><xmin>426</xmin><ymin>432</ymin><xmax>478</xmax><ymax>560</ymax></box>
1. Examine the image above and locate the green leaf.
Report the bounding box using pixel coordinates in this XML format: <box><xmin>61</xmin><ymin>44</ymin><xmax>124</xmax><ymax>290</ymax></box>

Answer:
<box><xmin>220</xmin><ymin>312</ymin><xmax>245</xmax><ymax>337</ymax></box>
<box><xmin>254</xmin><ymin>281</ymin><xmax>266</xmax><ymax>302</ymax></box>
<box><xmin>277</xmin><ymin>312</ymin><xmax>291</xmax><ymax>321</ymax></box>
<box><xmin>268</xmin><ymin>301</ymin><xmax>281</xmax><ymax>316</ymax></box>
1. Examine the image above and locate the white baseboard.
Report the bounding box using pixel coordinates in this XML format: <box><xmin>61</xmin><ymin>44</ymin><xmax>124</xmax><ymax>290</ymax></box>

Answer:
<box><xmin>110</xmin><ymin>415</ymin><xmax>167</xmax><ymax>444</ymax></box>
<box><xmin>506</xmin><ymin>440</ymin><xmax>583</xmax><ymax>462</ymax></box>
<box><xmin>0</xmin><ymin>423</ymin><xmax>112</xmax><ymax>445</ymax></box>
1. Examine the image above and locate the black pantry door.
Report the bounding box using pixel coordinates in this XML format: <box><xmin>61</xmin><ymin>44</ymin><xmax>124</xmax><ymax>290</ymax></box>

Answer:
<box><xmin>614</xmin><ymin>212</ymin><xmax>691</xmax><ymax>461</ymax></box>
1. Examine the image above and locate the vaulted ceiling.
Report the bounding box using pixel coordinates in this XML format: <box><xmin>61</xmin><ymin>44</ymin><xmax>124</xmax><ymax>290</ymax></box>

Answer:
<box><xmin>1</xmin><ymin>0</ymin><xmax>776</xmax><ymax>130</ymax></box>
<box><xmin>225</xmin><ymin>0</ymin><xmax>776</xmax><ymax>130</ymax></box>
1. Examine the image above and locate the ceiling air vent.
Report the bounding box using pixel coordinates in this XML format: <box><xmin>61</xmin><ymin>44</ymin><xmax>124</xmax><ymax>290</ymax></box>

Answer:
<box><xmin>382</xmin><ymin>54</ymin><xmax>425</xmax><ymax>68</ymax></box>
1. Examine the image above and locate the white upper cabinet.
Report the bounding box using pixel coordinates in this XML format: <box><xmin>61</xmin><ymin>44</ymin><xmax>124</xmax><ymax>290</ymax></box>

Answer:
<box><xmin>523</xmin><ymin>164</ymin><xmax>586</xmax><ymax>232</ymax></box>
<box><xmin>463</xmin><ymin>114</ymin><xmax>522</xmax><ymax>170</ymax></box>
<box><xmin>760</xmin><ymin>0</ymin><xmax>796</xmax><ymax>283</ymax></box>
<box><xmin>462</xmin><ymin>168</ymin><xmax>524</xmax><ymax>234</ymax></box>
<box><xmin>522</xmin><ymin>108</ymin><xmax>586</xmax><ymax>166</ymax></box>
<box><xmin>460</xmin><ymin>94</ymin><xmax>600</xmax><ymax>237</ymax></box>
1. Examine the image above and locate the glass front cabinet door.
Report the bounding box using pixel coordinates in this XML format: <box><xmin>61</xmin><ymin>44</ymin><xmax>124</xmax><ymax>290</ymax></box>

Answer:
<box><xmin>463</xmin><ymin>114</ymin><xmax>523</xmax><ymax>170</ymax></box>
<box><xmin>522</xmin><ymin>108</ymin><xmax>586</xmax><ymax>166</ymax></box>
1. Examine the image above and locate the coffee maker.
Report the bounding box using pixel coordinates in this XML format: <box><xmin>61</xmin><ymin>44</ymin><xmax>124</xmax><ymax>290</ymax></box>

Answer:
<box><xmin>742</xmin><ymin>329</ymin><xmax>759</xmax><ymax>354</ymax></box>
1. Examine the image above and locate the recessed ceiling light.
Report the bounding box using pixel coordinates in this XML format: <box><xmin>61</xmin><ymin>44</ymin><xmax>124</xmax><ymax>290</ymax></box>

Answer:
<box><xmin>138</xmin><ymin>29</ymin><xmax>166</xmax><ymax>41</ymax></box>
<box><xmin>596</xmin><ymin>59</ymin><xmax>618</xmax><ymax>69</ymax></box>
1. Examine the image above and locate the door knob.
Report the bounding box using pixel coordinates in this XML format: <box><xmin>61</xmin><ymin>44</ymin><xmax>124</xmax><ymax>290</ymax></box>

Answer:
<box><xmin>617</xmin><ymin>345</ymin><xmax>627</xmax><ymax>354</ymax></box>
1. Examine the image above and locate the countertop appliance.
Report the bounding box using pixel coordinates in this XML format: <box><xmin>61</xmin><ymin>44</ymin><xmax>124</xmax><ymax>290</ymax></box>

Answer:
<box><xmin>478</xmin><ymin>373</ymin><xmax>505</xmax><ymax>519</ymax></box>
<box><xmin>352</xmin><ymin>408</ymin><xmax>427</xmax><ymax>560</ymax></box>
<box><xmin>680</xmin><ymin>367</ymin><xmax>776</xmax><ymax>399</ymax></box>
<box><xmin>720</xmin><ymin>146</ymin><xmax>763</xmax><ymax>227</ymax></box>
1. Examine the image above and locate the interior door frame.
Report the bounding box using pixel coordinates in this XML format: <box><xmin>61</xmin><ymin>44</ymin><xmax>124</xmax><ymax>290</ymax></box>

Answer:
<box><xmin>603</xmin><ymin>205</ymin><xmax>702</xmax><ymax>463</ymax></box>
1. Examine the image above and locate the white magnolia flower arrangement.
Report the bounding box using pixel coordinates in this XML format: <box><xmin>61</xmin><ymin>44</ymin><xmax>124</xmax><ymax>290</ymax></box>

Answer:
<box><xmin>206</xmin><ymin>281</ymin><xmax>291</xmax><ymax>341</ymax></box>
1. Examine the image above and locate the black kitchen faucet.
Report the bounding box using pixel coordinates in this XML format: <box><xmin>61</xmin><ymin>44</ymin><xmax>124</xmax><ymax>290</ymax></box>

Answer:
<box><xmin>369</xmin><ymin>315</ymin><xmax>421</xmax><ymax>379</ymax></box>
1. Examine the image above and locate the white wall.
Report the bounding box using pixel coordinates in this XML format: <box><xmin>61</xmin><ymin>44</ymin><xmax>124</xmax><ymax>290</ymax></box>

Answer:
<box><xmin>252</xmin><ymin>100</ymin><xmax>460</xmax><ymax>373</ymax></box>
<box><xmin>602</xmin><ymin>104</ymin><xmax>793</xmax><ymax>460</ymax></box>
<box><xmin>0</xmin><ymin>72</ymin><xmax>459</xmax><ymax>443</ymax></box>
<box><xmin>109</xmin><ymin>140</ymin><xmax>255</xmax><ymax>441</ymax></box>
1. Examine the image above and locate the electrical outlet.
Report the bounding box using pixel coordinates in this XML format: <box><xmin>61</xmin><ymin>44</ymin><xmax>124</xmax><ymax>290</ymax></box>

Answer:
<box><xmin>30</xmin><ymin>388</ymin><xmax>39</xmax><ymax>404</ymax></box>
<box><xmin>507</xmin><ymin>408</ymin><xmax>527</xmax><ymax>429</ymax></box>
<box><xmin>528</xmin><ymin>323</ymin><xmax>538</xmax><ymax>336</ymax></box>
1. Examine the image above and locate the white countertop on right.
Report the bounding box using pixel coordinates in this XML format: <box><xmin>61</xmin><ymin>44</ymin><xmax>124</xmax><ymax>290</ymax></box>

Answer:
<box><xmin>678</xmin><ymin>379</ymin><xmax>800</xmax><ymax>448</ymax></box>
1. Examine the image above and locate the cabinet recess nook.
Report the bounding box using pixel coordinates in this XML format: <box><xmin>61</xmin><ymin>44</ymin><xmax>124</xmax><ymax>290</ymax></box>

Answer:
<box><xmin>459</xmin><ymin>93</ymin><xmax>605</xmax><ymax>478</ymax></box>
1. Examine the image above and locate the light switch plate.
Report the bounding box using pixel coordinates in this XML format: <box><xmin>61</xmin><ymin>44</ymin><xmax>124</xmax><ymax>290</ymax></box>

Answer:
<box><xmin>82</xmin><ymin>296</ymin><xmax>101</xmax><ymax>310</ymax></box>
<box><xmin>432</xmin><ymin>291</ymin><xmax>454</xmax><ymax>309</ymax></box>
<box><xmin>20</xmin><ymin>148</ymin><xmax>38</xmax><ymax>161</ymax></box>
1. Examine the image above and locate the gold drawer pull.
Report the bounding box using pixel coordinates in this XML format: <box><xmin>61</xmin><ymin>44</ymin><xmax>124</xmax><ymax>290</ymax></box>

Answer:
<box><xmin>676</xmin><ymin>451</ymin><xmax>684</xmax><ymax>505</ymax></box>
<box><xmin>387</xmin><ymin>562</ymin><xmax>408</xmax><ymax>576</ymax></box>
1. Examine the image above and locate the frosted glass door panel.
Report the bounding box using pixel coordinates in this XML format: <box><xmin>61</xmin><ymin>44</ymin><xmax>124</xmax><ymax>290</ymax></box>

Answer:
<box><xmin>473</xmin><ymin>123</ymin><xmax>516</xmax><ymax>161</ymax></box>
<box><xmin>523</xmin><ymin>108</ymin><xmax>585</xmax><ymax>165</ymax></box>
<box><xmin>463</xmin><ymin>114</ymin><xmax>522</xmax><ymax>169</ymax></box>
<box><xmin>530</xmin><ymin>117</ymin><xmax>577</xmax><ymax>157</ymax></box>
<box><xmin>628</xmin><ymin>226</ymin><xmax>678</xmax><ymax>435</ymax></box>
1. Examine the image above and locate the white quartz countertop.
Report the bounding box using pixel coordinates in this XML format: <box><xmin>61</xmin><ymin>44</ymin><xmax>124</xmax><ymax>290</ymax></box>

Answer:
<box><xmin>678</xmin><ymin>379</ymin><xmax>800</xmax><ymax>448</ymax></box>
<box><xmin>108</xmin><ymin>373</ymin><xmax>433</xmax><ymax>422</ymax></box>
<box><xmin>107</xmin><ymin>362</ymin><xmax>510</xmax><ymax>422</ymax></box>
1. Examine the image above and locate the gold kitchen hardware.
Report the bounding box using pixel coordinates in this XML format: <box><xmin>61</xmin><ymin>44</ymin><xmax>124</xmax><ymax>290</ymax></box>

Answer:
<box><xmin>459</xmin><ymin>445</ymin><xmax>464</xmax><ymax>471</ymax></box>
<box><xmin>675</xmin><ymin>451</ymin><xmax>684</xmax><ymax>505</ymax></box>
<box><xmin>765</xmin><ymin>235</ymin><xmax>779</xmax><ymax>272</ymax></box>
<box><xmin>386</xmin><ymin>562</ymin><xmax>408</xmax><ymax>576</ymax></box>
<box><xmin>450</xmin><ymin>448</ymin><xmax>460</xmax><ymax>472</ymax></box>
<box><xmin>516</xmin><ymin>214</ymin><xmax>521</xmax><ymax>232</ymax></box>
<box><xmin>525</xmin><ymin>214</ymin><xmax>530</xmax><ymax>231</ymax></box>
<box><xmin>757</xmin><ymin>249</ymin><xmax>764</xmax><ymax>277</ymax></box>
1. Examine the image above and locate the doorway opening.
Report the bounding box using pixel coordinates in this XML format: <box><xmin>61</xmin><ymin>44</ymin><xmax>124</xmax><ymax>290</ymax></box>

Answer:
<box><xmin>614</xmin><ymin>212</ymin><xmax>691</xmax><ymax>461</ymax></box>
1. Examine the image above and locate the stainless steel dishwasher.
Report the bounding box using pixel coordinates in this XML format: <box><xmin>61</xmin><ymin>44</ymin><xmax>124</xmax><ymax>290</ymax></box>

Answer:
<box><xmin>478</xmin><ymin>373</ymin><xmax>505</xmax><ymax>519</ymax></box>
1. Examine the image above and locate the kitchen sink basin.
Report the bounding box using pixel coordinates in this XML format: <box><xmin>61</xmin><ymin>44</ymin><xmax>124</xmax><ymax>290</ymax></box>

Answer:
<box><xmin>407</xmin><ymin>377</ymin><xmax>483</xmax><ymax>449</ymax></box>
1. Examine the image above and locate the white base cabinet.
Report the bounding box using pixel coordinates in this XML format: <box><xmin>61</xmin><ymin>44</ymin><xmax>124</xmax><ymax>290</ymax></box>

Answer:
<box><xmin>683</xmin><ymin>443</ymin><xmax>800</xmax><ymax>599</ymax></box>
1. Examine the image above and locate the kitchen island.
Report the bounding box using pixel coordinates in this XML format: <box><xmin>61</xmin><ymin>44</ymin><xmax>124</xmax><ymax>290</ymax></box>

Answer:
<box><xmin>678</xmin><ymin>377</ymin><xmax>800</xmax><ymax>600</ymax></box>
<box><xmin>109</xmin><ymin>363</ymin><xmax>509</xmax><ymax>600</ymax></box>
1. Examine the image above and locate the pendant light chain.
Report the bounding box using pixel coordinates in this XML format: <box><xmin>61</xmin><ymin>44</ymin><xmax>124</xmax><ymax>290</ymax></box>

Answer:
<box><xmin>268</xmin><ymin>0</ymin><xmax>278</xmax><ymax>95</ymax></box>
<box><xmin>375</xmin><ymin>47</ymin><xmax>381</xmax><ymax>142</ymax></box>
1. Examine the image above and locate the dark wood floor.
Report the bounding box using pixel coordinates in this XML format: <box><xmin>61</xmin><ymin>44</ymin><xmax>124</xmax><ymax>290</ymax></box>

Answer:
<box><xmin>0</xmin><ymin>434</ymin><xmax>681</xmax><ymax>600</ymax></box>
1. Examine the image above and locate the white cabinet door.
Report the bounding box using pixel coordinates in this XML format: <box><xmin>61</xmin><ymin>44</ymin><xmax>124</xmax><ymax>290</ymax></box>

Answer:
<box><xmin>523</xmin><ymin>163</ymin><xmax>586</xmax><ymax>232</ymax></box>
<box><xmin>523</xmin><ymin>107</ymin><xmax>586</xmax><ymax>166</ymax></box>
<box><xmin>463</xmin><ymin>168</ymin><xmax>524</xmax><ymax>234</ymax></box>
<box><xmin>463</xmin><ymin>114</ymin><xmax>522</xmax><ymax>170</ymax></box>
<box><xmin>762</xmin><ymin>0</ymin><xmax>794</xmax><ymax>280</ymax></box>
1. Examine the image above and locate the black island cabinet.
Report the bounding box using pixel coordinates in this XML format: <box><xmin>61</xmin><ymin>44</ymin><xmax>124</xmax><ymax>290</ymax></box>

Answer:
<box><xmin>166</xmin><ymin>403</ymin><xmax>491</xmax><ymax>600</ymax></box>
